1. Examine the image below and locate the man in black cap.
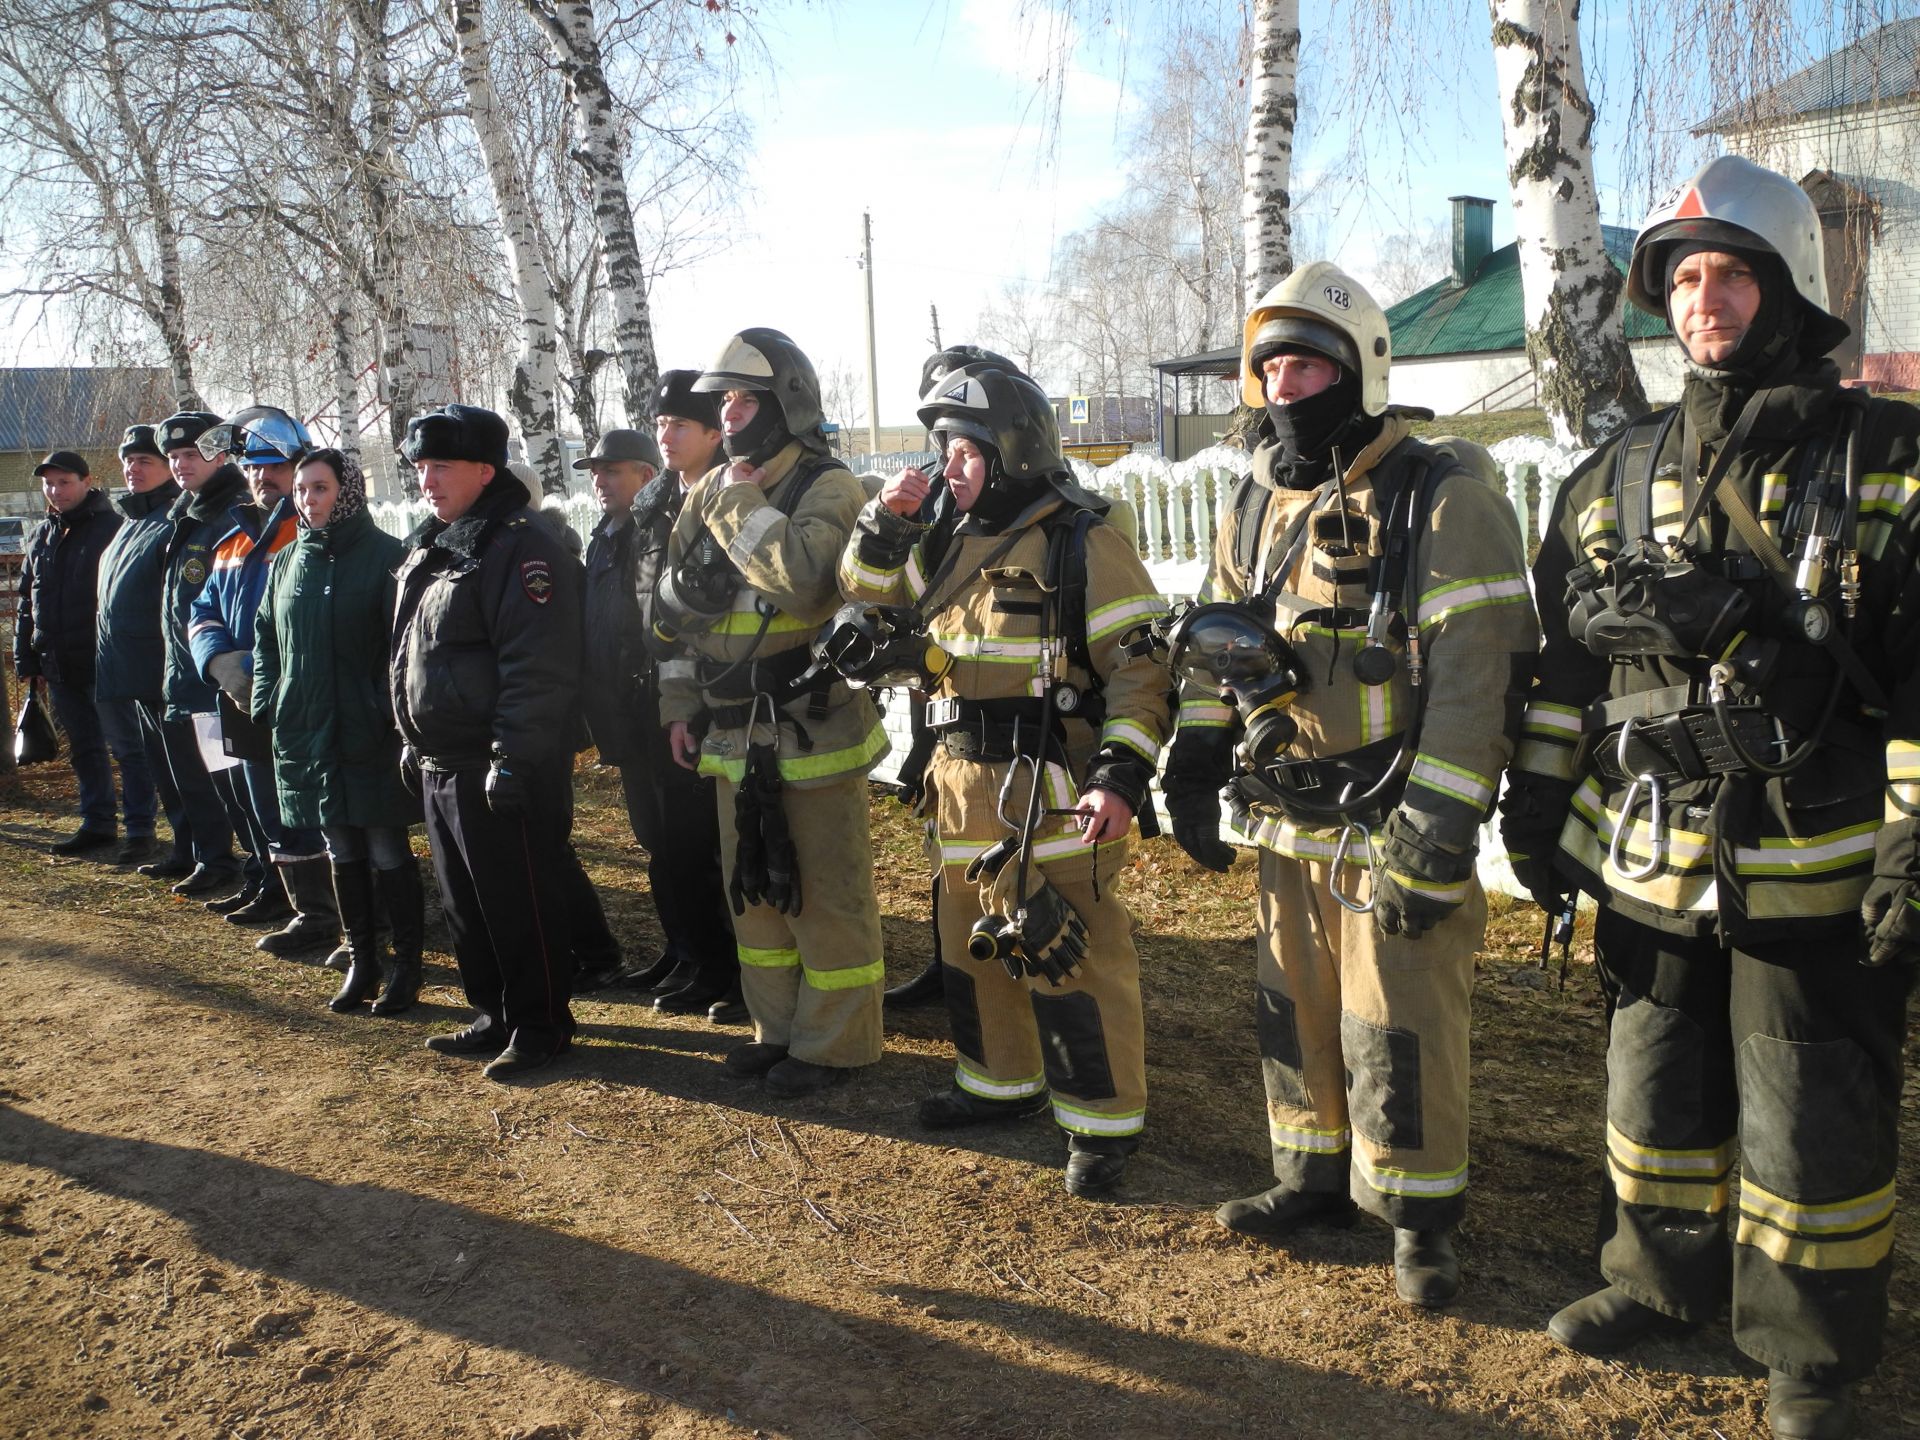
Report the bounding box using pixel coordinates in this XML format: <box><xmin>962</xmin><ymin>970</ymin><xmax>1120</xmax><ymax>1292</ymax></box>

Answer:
<box><xmin>154</xmin><ymin>411</ymin><xmax>244</xmax><ymax>898</ymax></box>
<box><xmin>580</xmin><ymin>387</ymin><xmax>740</xmax><ymax>1020</ymax></box>
<box><xmin>95</xmin><ymin>426</ymin><xmax>192</xmax><ymax>871</ymax></box>
<box><xmin>14</xmin><ymin>450</ymin><xmax>149</xmax><ymax>855</ymax></box>
<box><xmin>392</xmin><ymin>402</ymin><xmax>584</xmax><ymax>1081</ymax></box>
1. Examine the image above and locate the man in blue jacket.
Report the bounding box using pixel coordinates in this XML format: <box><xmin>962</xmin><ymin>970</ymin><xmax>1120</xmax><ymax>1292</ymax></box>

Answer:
<box><xmin>158</xmin><ymin>411</ymin><xmax>247</xmax><ymax>899</ymax></box>
<box><xmin>13</xmin><ymin>450</ymin><xmax>147</xmax><ymax>855</ymax></box>
<box><xmin>187</xmin><ymin>408</ymin><xmax>338</xmax><ymax>959</ymax></box>
<box><xmin>95</xmin><ymin>425</ymin><xmax>195</xmax><ymax>872</ymax></box>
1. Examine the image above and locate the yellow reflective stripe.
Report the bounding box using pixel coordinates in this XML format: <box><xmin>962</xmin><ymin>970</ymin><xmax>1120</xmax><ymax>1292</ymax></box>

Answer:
<box><xmin>1383</xmin><ymin>866</ymin><xmax>1471</xmax><ymax>903</ymax></box>
<box><xmin>1353</xmin><ymin>1150</ymin><xmax>1469</xmax><ymax>1198</ymax></box>
<box><xmin>1268</xmin><ymin>1120</ymin><xmax>1350</xmax><ymax>1153</ymax></box>
<box><xmin>699</xmin><ymin>718</ymin><xmax>890</xmax><ymax>784</ymax></box>
<box><xmin>1179</xmin><ymin>701</ymin><xmax>1234</xmax><ymax>728</ymax></box>
<box><xmin>1229</xmin><ymin>810</ymin><xmax>1371</xmax><ymax>865</ymax></box>
<box><xmin>1854</xmin><ymin>471</ymin><xmax>1920</xmax><ymax>517</ymax></box>
<box><xmin>1522</xmin><ymin>702</ymin><xmax>1582</xmax><ymax>737</ymax></box>
<box><xmin>1408</xmin><ymin>754</ymin><xmax>1495</xmax><ymax>809</ymax></box>
<box><xmin>1101</xmin><ymin>717</ymin><xmax>1161</xmax><ymax>763</ymax></box>
<box><xmin>738</xmin><ymin>944</ymin><xmax>800</xmax><ymax>969</ymax></box>
<box><xmin>1609</xmin><ymin>1162</ymin><xmax>1731</xmax><ymax>1212</ymax></box>
<box><xmin>1734</xmin><ymin>1216</ymin><xmax>1895</xmax><ymax>1270</ymax></box>
<box><xmin>1649</xmin><ymin>476</ymin><xmax>1687</xmax><ymax>536</ymax></box>
<box><xmin>938</xmin><ymin>829</ymin><xmax>1088</xmax><ymax>869</ymax></box>
<box><xmin>955</xmin><ymin>1062</ymin><xmax>1047</xmax><ymax>1099</ymax></box>
<box><xmin>1359</xmin><ymin>675</ymin><xmax>1391</xmax><ymax>744</ymax></box>
<box><xmin>928</xmin><ymin>631</ymin><xmax>1048</xmax><ymax>660</ymax></box>
<box><xmin>1607</xmin><ymin>1123</ymin><xmax>1734</xmax><ymax>1177</ymax></box>
<box><xmin>839</xmin><ymin>552</ymin><xmax>900</xmax><ymax>592</ymax></box>
<box><xmin>1740</xmin><ymin>1177</ymin><xmax>1895</xmax><ymax>1236</ymax></box>
<box><xmin>1732</xmin><ymin>822</ymin><xmax>1877</xmax><ymax>876</ymax></box>
<box><xmin>1052</xmin><ymin>1099</ymin><xmax>1145</xmax><ymax>1136</ymax></box>
<box><xmin>1084</xmin><ymin>594</ymin><xmax>1163</xmax><ymax>642</ymax></box>
<box><xmin>1570</xmin><ymin>781</ymin><xmax>1713</xmax><ymax>868</ymax></box>
<box><xmin>711</xmin><ymin>610</ymin><xmax>812</xmax><ymax>635</ymax></box>
<box><xmin>1578</xmin><ymin>496</ymin><xmax>1620</xmax><ymax>554</ymax></box>
<box><xmin>1415</xmin><ymin>573</ymin><xmax>1531</xmax><ymax>625</ymax></box>
<box><xmin>1887</xmin><ymin>738</ymin><xmax>1920</xmax><ymax>781</ymax></box>
<box><xmin>804</xmin><ymin>958</ymin><xmax>884</xmax><ymax>990</ymax></box>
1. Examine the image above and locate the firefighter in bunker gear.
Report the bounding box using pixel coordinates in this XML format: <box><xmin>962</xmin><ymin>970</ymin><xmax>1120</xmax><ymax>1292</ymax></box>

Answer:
<box><xmin>1498</xmin><ymin>155</ymin><xmax>1920</xmax><ymax>1439</ymax></box>
<box><xmin>1166</xmin><ymin>262</ymin><xmax>1538</xmax><ymax>1304</ymax></box>
<box><xmin>657</xmin><ymin>330</ymin><xmax>889</xmax><ymax>1098</ymax></box>
<box><xmin>835</xmin><ymin>358</ymin><xmax>1170</xmax><ymax>1197</ymax></box>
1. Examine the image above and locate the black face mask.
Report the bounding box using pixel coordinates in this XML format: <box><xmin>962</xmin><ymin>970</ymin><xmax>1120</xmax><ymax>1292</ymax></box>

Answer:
<box><xmin>1664</xmin><ymin>242</ymin><xmax>1803</xmax><ymax>385</ymax></box>
<box><xmin>1264</xmin><ymin>368</ymin><xmax>1364</xmax><ymax>466</ymax></box>
<box><xmin>959</xmin><ymin>445</ymin><xmax>1037</xmax><ymax>535</ymax></box>
<box><xmin>721</xmin><ymin>396</ymin><xmax>791</xmax><ymax>467</ymax></box>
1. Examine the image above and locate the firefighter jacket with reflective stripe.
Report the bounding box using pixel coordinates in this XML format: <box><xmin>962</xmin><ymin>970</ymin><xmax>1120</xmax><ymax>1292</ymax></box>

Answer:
<box><xmin>839</xmin><ymin>487</ymin><xmax>1171</xmax><ymax>884</ymax></box>
<box><xmin>1519</xmin><ymin>366</ymin><xmax>1920</xmax><ymax>941</ymax></box>
<box><xmin>1182</xmin><ymin>413</ymin><xmax>1538</xmax><ymax>863</ymax></box>
<box><xmin>657</xmin><ymin>440</ymin><xmax>887</xmax><ymax>788</ymax></box>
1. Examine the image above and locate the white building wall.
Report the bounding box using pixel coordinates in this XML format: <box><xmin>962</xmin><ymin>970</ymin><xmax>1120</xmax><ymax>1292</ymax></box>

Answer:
<box><xmin>1390</xmin><ymin>338</ymin><xmax>1688</xmax><ymax>416</ymax></box>
<box><xmin>1727</xmin><ymin>100</ymin><xmax>1920</xmax><ymax>379</ymax></box>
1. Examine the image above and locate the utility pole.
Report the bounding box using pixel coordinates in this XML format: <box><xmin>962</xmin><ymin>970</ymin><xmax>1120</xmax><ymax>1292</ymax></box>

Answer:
<box><xmin>928</xmin><ymin>303</ymin><xmax>942</xmax><ymax>351</ymax></box>
<box><xmin>860</xmin><ymin>211</ymin><xmax>880</xmax><ymax>456</ymax></box>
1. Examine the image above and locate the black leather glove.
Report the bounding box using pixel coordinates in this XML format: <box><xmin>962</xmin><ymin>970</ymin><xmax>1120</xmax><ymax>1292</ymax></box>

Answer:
<box><xmin>1372</xmin><ymin>809</ymin><xmax>1475</xmax><ymax>940</ymax></box>
<box><xmin>1497</xmin><ymin>774</ymin><xmax>1577</xmax><ymax>910</ymax></box>
<box><xmin>398</xmin><ymin>744</ymin><xmax>422</xmax><ymax>800</ymax></box>
<box><xmin>485</xmin><ymin>746</ymin><xmax>531</xmax><ymax>820</ymax></box>
<box><xmin>1862</xmin><ymin>820</ymin><xmax>1920</xmax><ymax>967</ymax></box>
<box><xmin>1161</xmin><ymin>723</ymin><xmax>1237</xmax><ymax>872</ymax></box>
<box><xmin>1016</xmin><ymin>877</ymin><xmax>1090</xmax><ymax>985</ymax></box>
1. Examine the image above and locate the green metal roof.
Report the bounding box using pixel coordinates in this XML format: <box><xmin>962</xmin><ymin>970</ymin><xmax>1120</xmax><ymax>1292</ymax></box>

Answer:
<box><xmin>1385</xmin><ymin>225</ymin><xmax>1671</xmax><ymax>358</ymax></box>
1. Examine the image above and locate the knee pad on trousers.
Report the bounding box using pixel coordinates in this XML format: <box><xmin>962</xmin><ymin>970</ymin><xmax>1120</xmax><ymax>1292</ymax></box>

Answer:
<box><xmin>1031</xmin><ymin>990</ymin><xmax>1116</xmax><ymax>1101</ymax></box>
<box><xmin>1257</xmin><ymin>982</ymin><xmax>1310</xmax><ymax>1108</ymax></box>
<box><xmin>942</xmin><ymin>961</ymin><xmax>986</xmax><ymax>1062</ymax></box>
<box><xmin>1737</xmin><ymin>1033</ymin><xmax>1880</xmax><ymax>1200</ymax></box>
<box><xmin>1339</xmin><ymin>1010</ymin><xmax>1422</xmax><ymax>1151</ymax></box>
<box><xmin>1607</xmin><ymin>990</ymin><xmax>1708</xmax><ymax>1143</ymax></box>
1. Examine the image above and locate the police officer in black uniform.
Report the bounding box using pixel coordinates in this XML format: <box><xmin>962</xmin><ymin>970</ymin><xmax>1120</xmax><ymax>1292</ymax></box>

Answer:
<box><xmin>391</xmin><ymin>404</ymin><xmax>584</xmax><ymax>1082</ymax></box>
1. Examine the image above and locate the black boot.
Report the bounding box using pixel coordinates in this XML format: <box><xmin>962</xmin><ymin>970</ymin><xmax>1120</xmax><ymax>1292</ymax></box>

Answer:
<box><xmin>1393</xmin><ymin>1227</ymin><xmax>1460</xmax><ymax>1308</ymax></box>
<box><xmin>327</xmin><ymin>860</ymin><xmax>382</xmax><ymax>1013</ymax></box>
<box><xmin>1767</xmin><ymin>1370</ymin><xmax>1855</xmax><ymax>1440</ymax></box>
<box><xmin>1215</xmin><ymin>1184</ymin><xmax>1359</xmax><ymax>1238</ymax></box>
<box><xmin>258</xmin><ymin>856</ymin><xmax>342</xmax><ymax>960</ymax></box>
<box><xmin>883</xmin><ymin>954</ymin><xmax>945</xmax><ymax>1009</ymax></box>
<box><xmin>1546</xmin><ymin>1285</ymin><xmax>1696</xmax><ymax>1355</ymax></box>
<box><xmin>1065</xmin><ymin>1135</ymin><xmax>1138</xmax><ymax>1198</ymax></box>
<box><xmin>653</xmin><ymin>949</ymin><xmax>734</xmax><ymax>1014</ymax></box>
<box><xmin>370</xmin><ymin>860</ymin><xmax>425</xmax><ymax>1017</ymax></box>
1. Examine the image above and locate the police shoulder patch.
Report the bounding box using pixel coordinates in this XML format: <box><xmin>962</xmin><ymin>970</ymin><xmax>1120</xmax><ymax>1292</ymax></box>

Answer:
<box><xmin>521</xmin><ymin>559</ymin><xmax>553</xmax><ymax>605</ymax></box>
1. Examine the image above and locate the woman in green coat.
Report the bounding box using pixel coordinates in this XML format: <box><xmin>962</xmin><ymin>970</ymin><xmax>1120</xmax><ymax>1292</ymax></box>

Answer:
<box><xmin>253</xmin><ymin>448</ymin><xmax>424</xmax><ymax>1015</ymax></box>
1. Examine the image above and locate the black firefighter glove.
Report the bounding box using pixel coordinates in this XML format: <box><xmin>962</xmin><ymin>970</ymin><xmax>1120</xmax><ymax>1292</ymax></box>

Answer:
<box><xmin>966</xmin><ymin>838</ymin><xmax>1089</xmax><ymax>985</ymax></box>
<box><xmin>485</xmin><ymin>745</ymin><xmax>531</xmax><ymax>819</ymax></box>
<box><xmin>1160</xmin><ymin>723</ymin><xmax>1237</xmax><ymax>873</ymax></box>
<box><xmin>1372</xmin><ymin>809</ymin><xmax>1476</xmax><ymax>941</ymax></box>
<box><xmin>1497</xmin><ymin>773</ymin><xmax>1577</xmax><ymax>911</ymax></box>
<box><xmin>1862</xmin><ymin>819</ymin><xmax>1920</xmax><ymax>967</ymax></box>
<box><xmin>730</xmin><ymin>743</ymin><xmax>801</xmax><ymax>916</ymax></box>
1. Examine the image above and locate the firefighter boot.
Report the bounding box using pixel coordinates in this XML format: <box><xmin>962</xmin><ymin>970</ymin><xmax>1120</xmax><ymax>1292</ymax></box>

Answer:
<box><xmin>370</xmin><ymin>860</ymin><xmax>425</xmax><ymax>1017</ymax></box>
<box><xmin>258</xmin><ymin>857</ymin><xmax>342</xmax><ymax>960</ymax></box>
<box><xmin>1547</xmin><ymin>1286</ymin><xmax>1696</xmax><ymax>1355</ymax></box>
<box><xmin>1767</xmin><ymin>1373</ymin><xmax>1854</xmax><ymax>1440</ymax></box>
<box><xmin>1064</xmin><ymin>1135</ymin><xmax>1136</xmax><ymax>1199</ymax></box>
<box><xmin>918</xmin><ymin>1088</ymin><xmax>1049</xmax><ymax>1129</ymax></box>
<box><xmin>1215</xmin><ymin>1184</ymin><xmax>1359</xmax><ymax>1239</ymax></box>
<box><xmin>883</xmin><ymin>954</ymin><xmax>945</xmax><ymax>1009</ymax></box>
<box><xmin>327</xmin><ymin>859</ymin><xmax>382</xmax><ymax>1013</ymax></box>
<box><xmin>1393</xmin><ymin>1227</ymin><xmax>1460</xmax><ymax>1308</ymax></box>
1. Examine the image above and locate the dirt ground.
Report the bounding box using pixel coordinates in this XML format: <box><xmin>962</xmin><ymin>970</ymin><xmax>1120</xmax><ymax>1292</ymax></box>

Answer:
<box><xmin>0</xmin><ymin>757</ymin><xmax>1914</xmax><ymax>1440</ymax></box>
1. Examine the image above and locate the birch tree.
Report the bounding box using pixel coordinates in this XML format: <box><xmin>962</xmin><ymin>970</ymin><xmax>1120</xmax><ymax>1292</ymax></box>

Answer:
<box><xmin>1489</xmin><ymin>0</ymin><xmax>1646</xmax><ymax>445</ymax></box>
<box><xmin>0</xmin><ymin>0</ymin><xmax>210</xmax><ymax>408</ymax></box>
<box><xmin>1241</xmin><ymin>0</ymin><xmax>1299</xmax><ymax>307</ymax></box>
<box><xmin>449</xmin><ymin>0</ymin><xmax>566</xmax><ymax>493</ymax></box>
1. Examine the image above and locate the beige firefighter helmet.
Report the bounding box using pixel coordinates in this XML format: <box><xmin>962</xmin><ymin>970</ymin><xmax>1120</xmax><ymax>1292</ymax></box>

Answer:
<box><xmin>1240</xmin><ymin>261</ymin><xmax>1392</xmax><ymax>415</ymax></box>
<box><xmin>1627</xmin><ymin>155</ymin><xmax>1834</xmax><ymax>327</ymax></box>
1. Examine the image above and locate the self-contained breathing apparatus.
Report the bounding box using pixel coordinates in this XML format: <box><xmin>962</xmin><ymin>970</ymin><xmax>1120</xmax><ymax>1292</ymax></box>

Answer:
<box><xmin>1562</xmin><ymin>394</ymin><xmax>1886</xmax><ymax>881</ymax></box>
<box><xmin>1159</xmin><ymin>451</ymin><xmax>1450</xmax><ymax>914</ymax></box>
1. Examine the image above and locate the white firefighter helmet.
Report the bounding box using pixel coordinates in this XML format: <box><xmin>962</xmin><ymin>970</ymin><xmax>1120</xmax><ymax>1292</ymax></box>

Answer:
<box><xmin>1627</xmin><ymin>154</ymin><xmax>1835</xmax><ymax>330</ymax></box>
<box><xmin>1240</xmin><ymin>261</ymin><xmax>1392</xmax><ymax>414</ymax></box>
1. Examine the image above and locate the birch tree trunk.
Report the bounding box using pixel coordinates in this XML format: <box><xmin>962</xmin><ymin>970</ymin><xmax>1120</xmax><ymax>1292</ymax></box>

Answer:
<box><xmin>1489</xmin><ymin>0</ymin><xmax>1647</xmax><ymax>446</ymax></box>
<box><xmin>343</xmin><ymin>0</ymin><xmax>422</xmax><ymax>497</ymax></box>
<box><xmin>450</xmin><ymin>0</ymin><xmax>567</xmax><ymax>494</ymax></box>
<box><xmin>519</xmin><ymin>0</ymin><xmax>659</xmax><ymax>428</ymax></box>
<box><xmin>1241</xmin><ymin>0</ymin><xmax>1299</xmax><ymax>307</ymax></box>
<box><xmin>331</xmin><ymin>288</ymin><xmax>363</xmax><ymax>468</ymax></box>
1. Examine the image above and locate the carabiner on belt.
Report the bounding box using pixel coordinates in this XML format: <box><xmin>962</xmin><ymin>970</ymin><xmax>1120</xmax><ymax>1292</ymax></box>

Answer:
<box><xmin>1328</xmin><ymin>780</ymin><xmax>1378</xmax><ymax>914</ymax></box>
<box><xmin>1607</xmin><ymin>718</ymin><xmax>1666</xmax><ymax>881</ymax></box>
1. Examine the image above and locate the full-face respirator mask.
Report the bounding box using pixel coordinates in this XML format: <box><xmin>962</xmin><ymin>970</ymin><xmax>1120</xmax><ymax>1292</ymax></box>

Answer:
<box><xmin>1566</xmin><ymin>538</ymin><xmax>1779</xmax><ymax>687</ymax></box>
<box><xmin>806</xmin><ymin>603</ymin><xmax>954</xmax><ymax>691</ymax></box>
<box><xmin>1159</xmin><ymin>599</ymin><xmax>1311</xmax><ymax>770</ymax></box>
